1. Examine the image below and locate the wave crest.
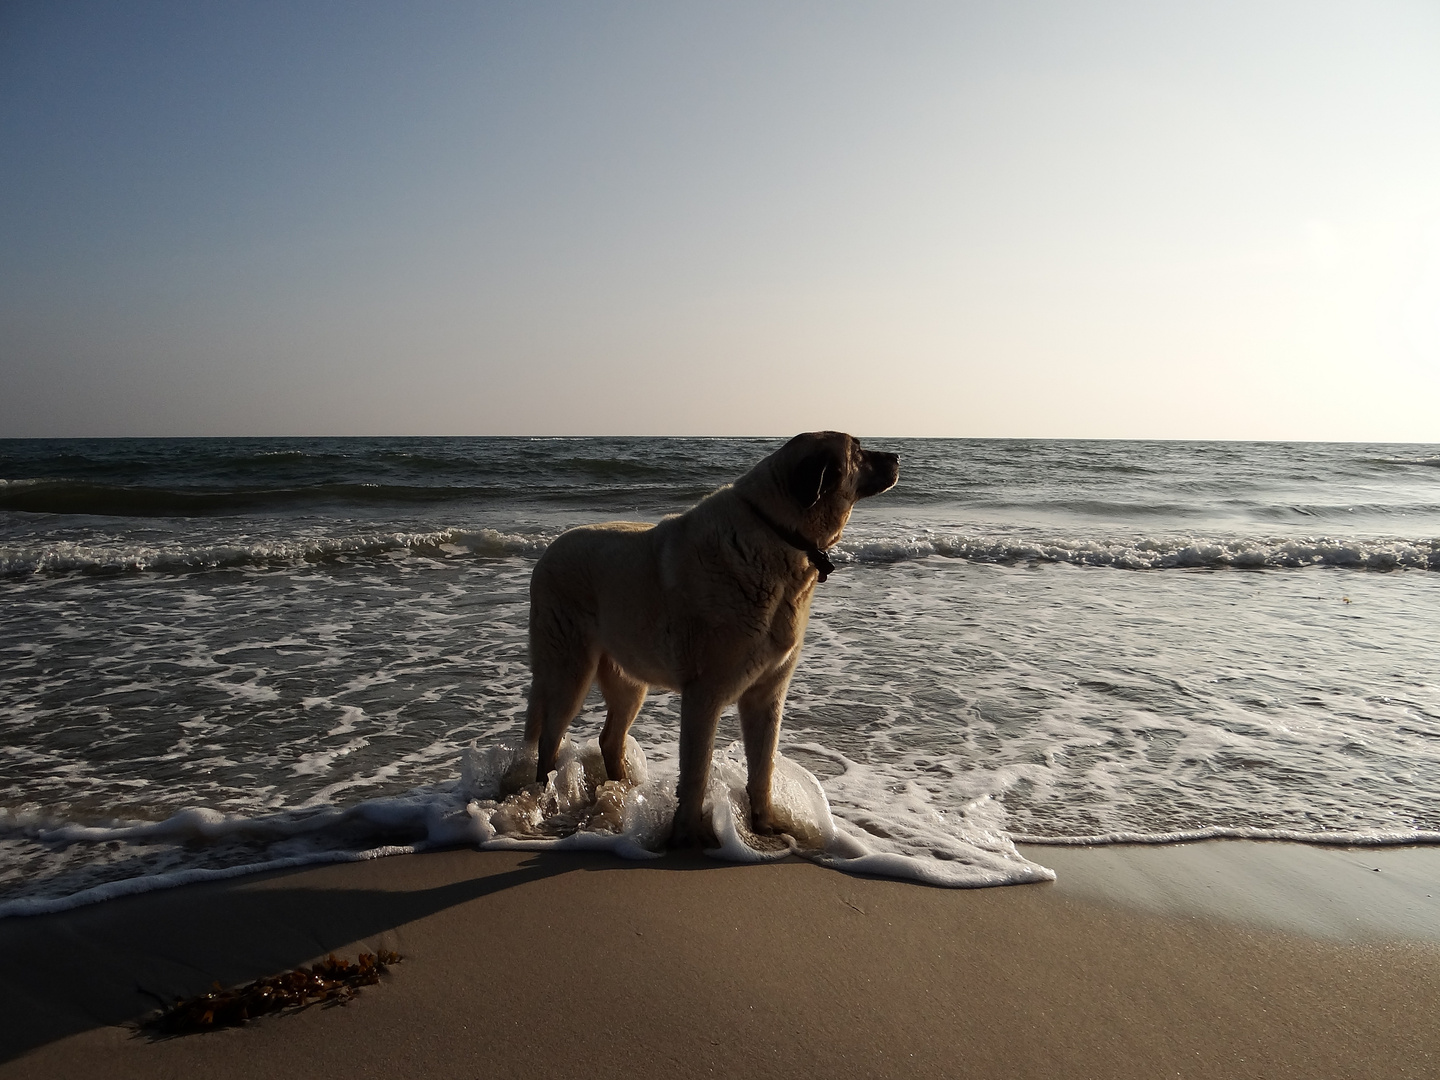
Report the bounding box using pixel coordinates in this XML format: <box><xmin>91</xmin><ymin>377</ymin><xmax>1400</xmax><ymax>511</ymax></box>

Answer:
<box><xmin>836</xmin><ymin>533</ymin><xmax>1440</xmax><ymax>571</ymax></box>
<box><xmin>7</xmin><ymin>524</ymin><xmax>1439</xmax><ymax>578</ymax></box>
<box><xmin>0</xmin><ymin>528</ymin><xmax>549</xmax><ymax>578</ymax></box>
<box><xmin>0</xmin><ymin>479</ymin><xmax>517</xmax><ymax>517</ymax></box>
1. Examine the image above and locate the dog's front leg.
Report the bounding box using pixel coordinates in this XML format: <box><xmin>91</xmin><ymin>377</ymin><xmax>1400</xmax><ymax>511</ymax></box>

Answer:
<box><xmin>737</xmin><ymin>679</ymin><xmax>786</xmax><ymax>835</ymax></box>
<box><xmin>669</xmin><ymin>688</ymin><xmax>724</xmax><ymax>849</ymax></box>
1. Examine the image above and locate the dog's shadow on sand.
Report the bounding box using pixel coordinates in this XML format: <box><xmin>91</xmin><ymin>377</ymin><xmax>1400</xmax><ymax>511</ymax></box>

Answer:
<box><xmin>0</xmin><ymin>848</ymin><xmax>740</xmax><ymax>1062</ymax></box>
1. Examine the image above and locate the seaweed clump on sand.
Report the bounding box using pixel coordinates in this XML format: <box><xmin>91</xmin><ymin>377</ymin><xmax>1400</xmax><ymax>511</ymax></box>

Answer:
<box><xmin>143</xmin><ymin>951</ymin><xmax>402</xmax><ymax>1035</ymax></box>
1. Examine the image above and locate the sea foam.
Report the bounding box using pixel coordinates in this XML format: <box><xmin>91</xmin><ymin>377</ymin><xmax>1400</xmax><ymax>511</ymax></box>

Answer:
<box><xmin>0</xmin><ymin>736</ymin><xmax>1052</xmax><ymax>918</ymax></box>
<box><xmin>7</xmin><ymin>526</ymin><xmax>1440</xmax><ymax>579</ymax></box>
<box><xmin>834</xmin><ymin>532</ymin><xmax>1440</xmax><ymax>571</ymax></box>
<box><xmin>0</xmin><ymin>527</ymin><xmax>547</xmax><ymax>577</ymax></box>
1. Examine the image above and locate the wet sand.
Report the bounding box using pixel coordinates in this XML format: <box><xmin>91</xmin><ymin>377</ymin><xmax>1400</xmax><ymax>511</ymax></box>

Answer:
<box><xmin>3</xmin><ymin>842</ymin><xmax>1438</xmax><ymax>1079</ymax></box>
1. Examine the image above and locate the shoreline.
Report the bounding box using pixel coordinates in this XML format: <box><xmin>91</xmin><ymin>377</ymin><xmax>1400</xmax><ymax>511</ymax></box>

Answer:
<box><xmin>4</xmin><ymin>840</ymin><xmax>1438</xmax><ymax>1078</ymax></box>
<box><xmin>1019</xmin><ymin>839</ymin><xmax>1440</xmax><ymax>943</ymax></box>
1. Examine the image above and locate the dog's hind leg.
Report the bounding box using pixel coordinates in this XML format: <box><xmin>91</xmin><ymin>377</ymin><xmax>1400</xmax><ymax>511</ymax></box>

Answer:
<box><xmin>524</xmin><ymin>656</ymin><xmax>597</xmax><ymax>784</ymax></box>
<box><xmin>524</xmin><ymin>614</ymin><xmax>599</xmax><ymax>785</ymax></box>
<box><xmin>596</xmin><ymin>655</ymin><xmax>647</xmax><ymax>783</ymax></box>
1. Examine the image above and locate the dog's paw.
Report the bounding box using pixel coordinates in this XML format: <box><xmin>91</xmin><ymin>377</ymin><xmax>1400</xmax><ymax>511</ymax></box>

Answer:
<box><xmin>668</xmin><ymin>809</ymin><xmax>718</xmax><ymax>850</ymax></box>
<box><xmin>749</xmin><ymin>812</ymin><xmax>779</xmax><ymax>836</ymax></box>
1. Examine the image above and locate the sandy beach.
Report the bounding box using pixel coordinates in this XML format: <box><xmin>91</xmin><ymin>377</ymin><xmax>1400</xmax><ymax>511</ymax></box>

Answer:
<box><xmin>4</xmin><ymin>842</ymin><xmax>1438</xmax><ymax>1079</ymax></box>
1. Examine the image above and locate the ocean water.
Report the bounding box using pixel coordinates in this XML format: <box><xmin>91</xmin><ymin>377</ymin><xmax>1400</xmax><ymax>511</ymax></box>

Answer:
<box><xmin>3</xmin><ymin>436</ymin><xmax>1439</xmax><ymax>913</ymax></box>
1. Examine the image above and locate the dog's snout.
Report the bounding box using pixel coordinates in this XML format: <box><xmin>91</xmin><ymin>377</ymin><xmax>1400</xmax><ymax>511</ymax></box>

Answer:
<box><xmin>858</xmin><ymin>451</ymin><xmax>899</xmax><ymax>498</ymax></box>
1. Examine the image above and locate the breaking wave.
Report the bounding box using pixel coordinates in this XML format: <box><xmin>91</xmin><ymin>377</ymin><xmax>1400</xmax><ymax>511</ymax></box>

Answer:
<box><xmin>7</xmin><ymin>525</ymin><xmax>1439</xmax><ymax>578</ymax></box>
<box><xmin>1368</xmin><ymin>455</ymin><xmax>1440</xmax><ymax>468</ymax></box>
<box><xmin>835</xmin><ymin>532</ymin><xmax>1440</xmax><ymax>571</ymax></box>
<box><xmin>0</xmin><ymin>528</ymin><xmax>549</xmax><ymax>577</ymax></box>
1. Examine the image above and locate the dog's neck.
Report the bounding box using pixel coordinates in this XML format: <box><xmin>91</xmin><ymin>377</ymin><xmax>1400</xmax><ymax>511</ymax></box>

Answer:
<box><xmin>737</xmin><ymin>495</ymin><xmax>836</xmax><ymax>583</ymax></box>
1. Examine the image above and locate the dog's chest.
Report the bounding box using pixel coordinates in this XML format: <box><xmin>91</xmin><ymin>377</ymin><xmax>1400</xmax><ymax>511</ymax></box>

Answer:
<box><xmin>759</xmin><ymin>579</ymin><xmax>814</xmax><ymax>658</ymax></box>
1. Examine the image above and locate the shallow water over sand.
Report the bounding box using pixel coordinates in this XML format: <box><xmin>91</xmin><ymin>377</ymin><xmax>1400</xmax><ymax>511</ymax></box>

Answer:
<box><xmin>3</xmin><ymin>437</ymin><xmax>1439</xmax><ymax>911</ymax></box>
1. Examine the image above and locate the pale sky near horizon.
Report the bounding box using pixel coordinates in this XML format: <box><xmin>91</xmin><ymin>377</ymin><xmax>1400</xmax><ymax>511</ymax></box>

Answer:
<box><xmin>2</xmin><ymin>1</ymin><xmax>1438</xmax><ymax>440</ymax></box>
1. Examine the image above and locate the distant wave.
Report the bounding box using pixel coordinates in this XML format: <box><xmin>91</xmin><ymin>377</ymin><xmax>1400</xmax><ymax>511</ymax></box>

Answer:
<box><xmin>942</xmin><ymin>497</ymin><xmax>1206</xmax><ymax>518</ymax></box>
<box><xmin>6</xmin><ymin>525</ymin><xmax>1439</xmax><ymax>578</ymax></box>
<box><xmin>893</xmin><ymin>493</ymin><xmax>1440</xmax><ymax>521</ymax></box>
<box><xmin>1366</xmin><ymin>455</ymin><xmax>1440</xmax><ymax>468</ymax></box>
<box><xmin>835</xmin><ymin>533</ymin><xmax>1440</xmax><ymax>571</ymax></box>
<box><xmin>0</xmin><ymin>528</ymin><xmax>548</xmax><ymax>577</ymax></box>
<box><xmin>0</xmin><ymin>476</ymin><xmax>722</xmax><ymax>516</ymax></box>
<box><xmin>0</xmin><ymin>478</ymin><xmax>515</xmax><ymax>516</ymax></box>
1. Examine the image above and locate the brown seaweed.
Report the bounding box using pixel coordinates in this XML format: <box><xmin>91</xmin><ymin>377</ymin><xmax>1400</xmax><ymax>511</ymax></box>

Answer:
<box><xmin>142</xmin><ymin>951</ymin><xmax>402</xmax><ymax>1035</ymax></box>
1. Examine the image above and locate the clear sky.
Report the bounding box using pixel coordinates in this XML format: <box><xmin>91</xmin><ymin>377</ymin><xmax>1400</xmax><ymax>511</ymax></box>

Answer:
<box><xmin>2</xmin><ymin>1</ymin><xmax>1438</xmax><ymax>440</ymax></box>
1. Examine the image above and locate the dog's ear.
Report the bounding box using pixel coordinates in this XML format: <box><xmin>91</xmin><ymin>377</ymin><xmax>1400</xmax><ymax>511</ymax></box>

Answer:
<box><xmin>786</xmin><ymin>446</ymin><xmax>841</xmax><ymax>509</ymax></box>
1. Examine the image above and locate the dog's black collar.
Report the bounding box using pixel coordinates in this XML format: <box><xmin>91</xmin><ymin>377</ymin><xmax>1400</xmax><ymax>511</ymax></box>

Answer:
<box><xmin>738</xmin><ymin>496</ymin><xmax>835</xmax><ymax>583</ymax></box>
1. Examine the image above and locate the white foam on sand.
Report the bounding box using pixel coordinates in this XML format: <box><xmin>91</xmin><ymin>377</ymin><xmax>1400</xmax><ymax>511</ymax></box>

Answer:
<box><xmin>0</xmin><ymin>736</ymin><xmax>1052</xmax><ymax>918</ymax></box>
<box><xmin>458</xmin><ymin>737</ymin><xmax>1052</xmax><ymax>888</ymax></box>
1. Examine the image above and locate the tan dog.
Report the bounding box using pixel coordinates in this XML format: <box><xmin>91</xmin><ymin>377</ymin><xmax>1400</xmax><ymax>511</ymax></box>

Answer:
<box><xmin>523</xmin><ymin>431</ymin><xmax>899</xmax><ymax>847</ymax></box>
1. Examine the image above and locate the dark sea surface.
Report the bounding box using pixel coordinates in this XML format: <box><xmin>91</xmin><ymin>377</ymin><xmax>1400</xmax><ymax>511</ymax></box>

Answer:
<box><xmin>3</xmin><ymin>437</ymin><xmax>1439</xmax><ymax>911</ymax></box>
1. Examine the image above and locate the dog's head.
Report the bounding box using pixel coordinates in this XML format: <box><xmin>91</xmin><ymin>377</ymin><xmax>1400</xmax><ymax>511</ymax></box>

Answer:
<box><xmin>748</xmin><ymin>431</ymin><xmax>899</xmax><ymax>548</ymax></box>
